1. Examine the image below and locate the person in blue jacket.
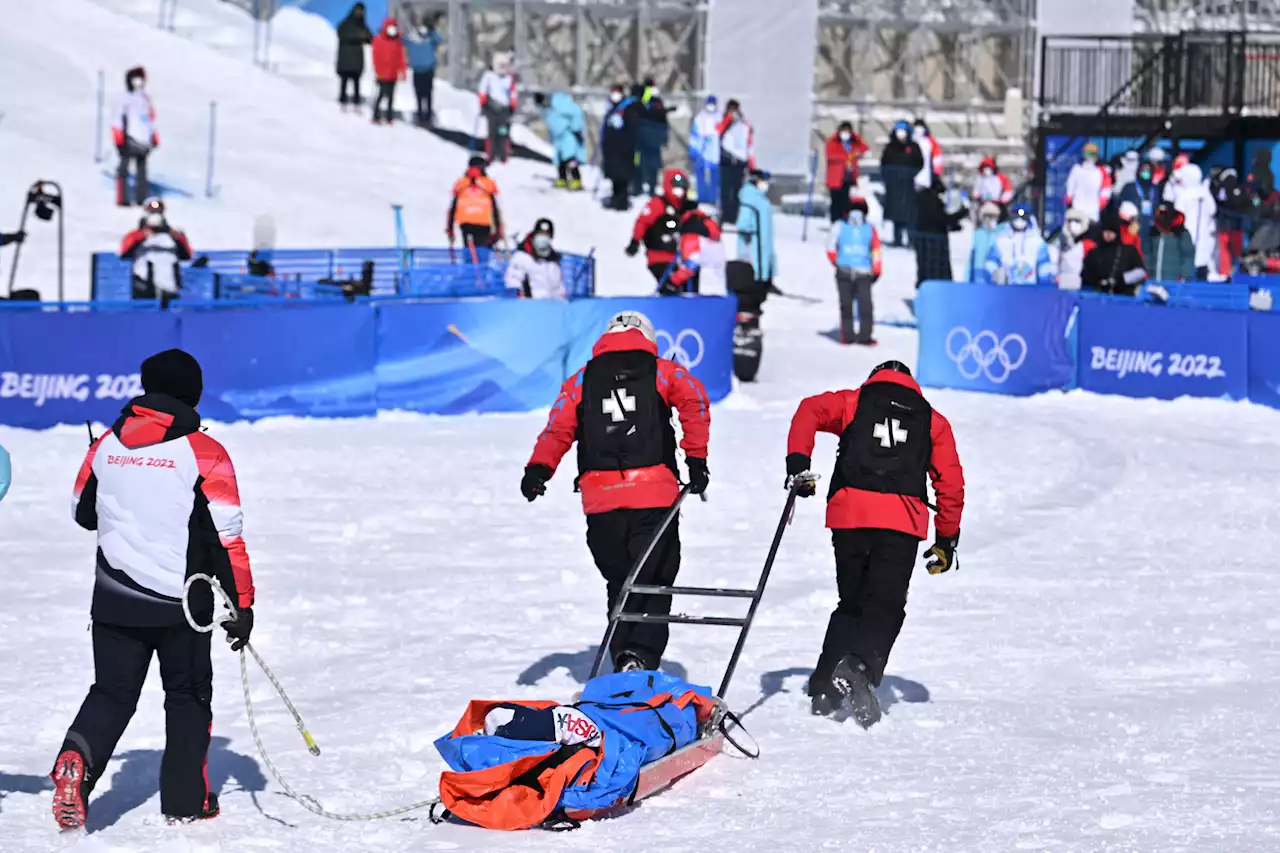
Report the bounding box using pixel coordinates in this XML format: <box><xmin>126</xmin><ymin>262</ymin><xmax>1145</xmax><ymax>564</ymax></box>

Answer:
<box><xmin>632</xmin><ymin>79</ymin><xmax>669</xmax><ymax>197</ymax></box>
<box><xmin>535</xmin><ymin>91</ymin><xmax>587</xmax><ymax>190</ymax></box>
<box><xmin>736</xmin><ymin>169</ymin><xmax>778</xmax><ymax>290</ymax></box>
<box><xmin>984</xmin><ymin>203</ymin><xmax>1056</xmax><ymax>286</ymax></box>
<box><xmin>0</xmin><ymin>442</ymin><xmax>10</xmax><ymax>503</ymax></box>
<box><xmin>689</xmin><ymin>95</ymin><xmax>722</xmax><ymax>209</ymax></box>
<box><xmin>967</xmin><ymin>201</ymin><xmax>1005</xmax><ymax>283</ymax></box>
<box><xmin>405</xmin><ymin>11</ymin><xmax>443</xmax><ymax>125</ymax></box>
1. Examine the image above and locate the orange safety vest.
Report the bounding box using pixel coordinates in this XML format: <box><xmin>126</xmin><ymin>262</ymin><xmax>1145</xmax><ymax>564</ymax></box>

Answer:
<box><xmin>452</xmin><ymin>176</ymin><xmax>498</xmax><ymax>227</ymax></box>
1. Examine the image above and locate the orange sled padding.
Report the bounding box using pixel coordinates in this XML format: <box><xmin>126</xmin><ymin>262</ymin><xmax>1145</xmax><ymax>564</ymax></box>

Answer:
<box><xmin>433</xmin><ymin>672</ymin><xmax>731</xmax><ymax>830</ymax></box>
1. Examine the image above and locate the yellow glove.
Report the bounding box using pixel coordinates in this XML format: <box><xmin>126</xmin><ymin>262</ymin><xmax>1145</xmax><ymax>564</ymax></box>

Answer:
<box><xmin>925</xmin><ymin>535</ymin><xmax>958</xmax><ymax>575</ymax></box>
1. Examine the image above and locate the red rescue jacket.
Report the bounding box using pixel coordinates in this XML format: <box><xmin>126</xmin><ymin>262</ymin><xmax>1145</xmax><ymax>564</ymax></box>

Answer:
<box><xmin>529</xmin><ymin>329</ymin><xmax>711</xmax><ymax>515</ymax></box>
<box><xmin>371</xmin><ymin>19</ymin><xmax>407</xmax><ymax>82</ymax></box>
<box><xmin>787</xmin><ymin>370</ymin><xmax>964</xmax><ymax>539</ymax></box>
<box><xmin>631</xmin><ymin>171</ymin><xmax>688</xmax><ymax>268</ymax></box>
<box><xmin>825</xmin><ymin>133</ymin><xmax>868</xmax><ymax>190</ymax></box>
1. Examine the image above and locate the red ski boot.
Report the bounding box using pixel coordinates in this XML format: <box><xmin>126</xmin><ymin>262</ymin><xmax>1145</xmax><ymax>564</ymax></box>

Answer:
<box><xmin>51</xmin><ymin>748</ymin><xmax>88</xmax><ymax>831</ymax></box>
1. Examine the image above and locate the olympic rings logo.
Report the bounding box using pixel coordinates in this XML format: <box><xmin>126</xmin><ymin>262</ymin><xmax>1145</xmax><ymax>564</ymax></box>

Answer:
<box><xmin>945</xmin><ymin>327</ymin><xmax>1027</xmax><ymax>383</ymax></box>
<box><xmin>656</xmin><ymin>329</ymin><xmax>704</xmax><ymax>369</ymax></box>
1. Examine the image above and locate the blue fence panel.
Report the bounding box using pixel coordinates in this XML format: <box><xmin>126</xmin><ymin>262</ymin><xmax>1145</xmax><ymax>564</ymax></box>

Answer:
<box><xmin>0</xmin><ymin>311</ymin><xmax>180</xmax><ymax>428</ymax></box>
<box><xmin>1154</xmin><ymin>280</ymin><xmax>1251</xmax><ymax>311</ymax></box>
<box><xmin>564</xmin><ymin>297</ymin><xmax>737</xmax><ymax>403</ymax></box>
<box><xmin>1248</xmin><ymin>311</ymin><xmax>1280</xmax><ymax>408</ymax></box>
<box><xmin>561</xmin><ymin>254</ymin><xmax>596</xmax><ymax>298</ymax></box>
<box><xmin>916</xmin><ymin>280</ymin><xmax>1078</xmax><ymax>396</ymax></box>
<box><xmin>93</xmin><ymin>254</ymin><xmax>134</xmax><ymax>301</ymax></box>
<box><xmin>333</xmin><ymin>248</ymin><xmax>403</xmax><ymax>293</ymax></box>
<box><xmin>376</xmin><ymin>300</ymin><xmax>569</xmax><ymax>414</ymax></box>
<box><xmin>1076</xmin><ymin>295</ymin><xmax>1248</xmax><ymax>401</ymax></box>
<box><xmin>179</xmin><ymin>305</ymin><xmax>378</xmax><ymax>421</ymax></box>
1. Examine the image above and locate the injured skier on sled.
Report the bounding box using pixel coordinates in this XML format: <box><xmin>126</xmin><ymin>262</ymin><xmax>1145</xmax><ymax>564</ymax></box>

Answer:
<box><xmin>432</xmin><ymin>670</ymin><xmax>729</xmax><ymax>831</ymax></box>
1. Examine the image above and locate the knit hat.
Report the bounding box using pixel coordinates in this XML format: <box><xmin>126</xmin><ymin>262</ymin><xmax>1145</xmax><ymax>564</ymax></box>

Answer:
<box><xmin>141</xmin><ymin>349</ymin><xmax>203</xmax><ymax>407</ymax></box>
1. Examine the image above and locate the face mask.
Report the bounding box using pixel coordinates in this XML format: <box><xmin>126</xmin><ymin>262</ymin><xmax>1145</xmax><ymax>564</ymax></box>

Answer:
<box><xmin>913</xmin><ymin>126</ymin><xmax>926</xmax><ymax>138</ymax></box>
<box><xmin>533</xmin><ymin>234</ymin><xmax>551</xmax><ymax>252</ymax></box>
<box><xmin>1139</xmin><ymin>170</ymin><xmax>1153</xmax><ymax>182</ymax></box>
<box><xmin>387</xmin><ymin>27</ymin><xmax>398</xmax><ymax>37</ymax></box>
<box><xmin>144</xmin><ymin>213</ymin><xmax>163</xmax><ymax>229</ymax></box>
<box><xmin>981</xmin><ymin>167</ymin><xmax>994</xmax><ymax>177</ymax></box>
<box><xmin>610</xmin><ymin>92</ymin><xmax>622</xmax><ymax>104</ymax></box>
<box><xmin>981</xmin><ymin>215</ymin><xmax>999</xmax><ymax>229</ymax></box>
<box><xmin>839</xmin><ymin>131</ymin><xmax>851</xmax><ymax>142</ymax></box>
<box><xmin>670</xmin><ymin>187</ymin><xmax>685</xmax><ymax>200</ymax></box>
<box><xmin>705</xmin><ymin>103</ymin><xmax>716</xmax><ymax>112</ymax></box>
<box><xmin>755</xmin><ymin>182</ymin><xmax>769</xmax><ymax>194</ymax></box>
<box><xmin>894</xmin><ymin>129</ymin><xmax>907</xmax><ymax>142</ymax></box>
<box><xmin>1011</xmin><ymin>217</ymin><xmax>1028</xmax><ymax>232</ymax></box>
<box><xmin>848</xmin><ymin>210</ymin><xmax>865</xmax><ymax>225</ymax></box>
<box><xmin>1066</xmin><ymin>220</ymin><xmax>1087</xmax><ymax>238</ymax></box>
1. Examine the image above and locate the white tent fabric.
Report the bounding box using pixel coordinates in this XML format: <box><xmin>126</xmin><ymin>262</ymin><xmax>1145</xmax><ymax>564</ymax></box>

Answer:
<box><xmin>705</xmin><ymin>0</ymin><xmax>819</xmax><ymax>178</ymax></box>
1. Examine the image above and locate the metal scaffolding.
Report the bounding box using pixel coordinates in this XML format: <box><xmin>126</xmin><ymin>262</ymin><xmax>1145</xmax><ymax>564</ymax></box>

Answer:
<box><xmin>1134</xmin><ymin>0</ymin><xmax>1280</xmax><ymax>32</ymax></box>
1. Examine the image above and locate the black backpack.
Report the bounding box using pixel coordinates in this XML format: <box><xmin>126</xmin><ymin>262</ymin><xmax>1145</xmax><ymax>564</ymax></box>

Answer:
<box><xmin>577</xmin><ymin>350</ymin><xmax>675</xmax><ymax>476</ymax></box>
<box><xmin>830</xmin><ymin>381</ymin><xmax>932</xmax><ymax>500</ymax></box>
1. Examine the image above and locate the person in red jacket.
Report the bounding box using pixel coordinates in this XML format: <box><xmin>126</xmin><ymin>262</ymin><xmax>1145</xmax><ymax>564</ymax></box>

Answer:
<box><xmin>664</xmin><ymin>200</ymin><xmax>723</xmax><ymax>295</ymax></box>
<box><xmin>371</xmin><ymin>18</ymin><xmax>407</xmax><ymax>124</ymax></box>
<box><xmin>785</xmin><ymin>360</ymin><xmax>964</xmax><ymax>727</ymax></box>
<box><xmin>825</xmin><ymin>121</ymin><xmax>869</xmax><ymax>223</ymax></box>
<box><xmin>625</xmin><ymin>169</ymin><xmax>691</xmax><ymax>286</ymax></box>
<box><xmin>522</xmin><ymin>311</ymin><xmax>711</xmax><ymax>672</ymax></box>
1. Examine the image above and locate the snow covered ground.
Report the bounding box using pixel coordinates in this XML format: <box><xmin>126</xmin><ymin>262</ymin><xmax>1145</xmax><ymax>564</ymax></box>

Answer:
<box><xmin>3</xmin><ymin>2</ymin><xmax>1280</xmax><ymax>851</ymax></box>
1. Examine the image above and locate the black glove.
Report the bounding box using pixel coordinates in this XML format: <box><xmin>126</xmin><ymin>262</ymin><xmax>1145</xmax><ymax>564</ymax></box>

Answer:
<box><xmin>686</xmin><ymin>457</ymin><xmax>710</xmax><ymax>495</ymax></box>
<box><xmin>223</xmin><ymin>607</ymin><xmax>253</xmax><ymax>651</ymax></box>
<box><xmin>521</xmin><ymin>464</ymin><xmax>552</xmax><ymax>502</ymax></box>
<box><xmin>625</xmin><ymin>238</ymin><xmax>641</xmax><ymax>257</ymax></box>
<box><xmin>925</xmin><ymin>534</ymin><xmax>959</xmax><ymax>575</ymax></box>
<box><xmin>7</xmin><ymin>231</ymin><xmax>25</xmax><ymax>245</ymax></box>
<box><xmin>785</xmin><ymin>452</ymin><xmax>816</xmax><ymax>498</ymax></box>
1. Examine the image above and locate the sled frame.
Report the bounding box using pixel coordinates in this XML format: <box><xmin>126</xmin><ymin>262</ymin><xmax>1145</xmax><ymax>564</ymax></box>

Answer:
<box><xmin>561</xmin><ymin>732</ymin><xmax>725</xmax><ymax>822</ymax></box>
<box><xmin>588</xmin><ymin>484</ymin><xmax>801</xmax><ymax>699</ymax></box>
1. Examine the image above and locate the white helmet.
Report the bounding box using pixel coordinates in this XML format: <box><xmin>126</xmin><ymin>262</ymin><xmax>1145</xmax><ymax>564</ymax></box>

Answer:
<box><xmin>605</xmin><ymin>310</ymin><xmax>656</xmax><ymax>344</ymax></box>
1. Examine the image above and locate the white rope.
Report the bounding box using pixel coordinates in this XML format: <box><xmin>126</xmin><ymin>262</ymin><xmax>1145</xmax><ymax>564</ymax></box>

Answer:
<box><xmin>183</xmin><ymin>574</ymin><xmax>441</xmax><ymax>822</ymax></box>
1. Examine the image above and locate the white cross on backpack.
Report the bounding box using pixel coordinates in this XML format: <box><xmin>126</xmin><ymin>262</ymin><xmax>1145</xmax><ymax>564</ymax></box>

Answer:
<box><xmin>873</xmin><ymin>417</ymin><xmax>908</xmax><ymax>448</ymax></box>
<box><xmin>602</xmin><ymin>389</ymin><xmax>636</xmax><ymax>423</ymax></box>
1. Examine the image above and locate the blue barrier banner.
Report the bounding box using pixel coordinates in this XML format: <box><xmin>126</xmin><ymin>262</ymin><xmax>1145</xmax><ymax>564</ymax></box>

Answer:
<box><xmin>916</xmin><ymin>281</ymin><xmax>1077</xmax><ymax>396</ymax></box>
<box><xmin>179</xmin><ymin>305</ymin><xmax>377</xmax><ymax>421</ymax></box>
<box><xmin>564</xmin><ymin>297</ymin><xmax>737</xmax><ymax>402</ymax></box>
<box><xmin>0</xmin><ymin>312</ymin><xmax>180</xmax><ymax>428</ymax></box>
<box><xmin>1076</xmin><ymin>297</ymin><xmax>1248</xmax><ymax>401</ymax></box>
<box><xmin>1247</xmin><ymin>311</ymin><xmax>1280</xmax><ymax>407</ymax></box>
<box><xmin>376</xmin><ymin>300</ymin><xmax>569</xmax><ymax>414</ymax></box>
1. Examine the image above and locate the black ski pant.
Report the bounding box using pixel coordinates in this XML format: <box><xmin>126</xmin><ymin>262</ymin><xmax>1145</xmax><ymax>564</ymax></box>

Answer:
<box><xmin>609</xmin><ymin>178</ymin><xmax>630</xmax><ymax>211</ymax></box>
<box><xmin>338</xmin><ymin>72</ymin><xmax>362</xmax><ymax>105</ymax></box>
<box><xmin>586</xmin><ymin>505</ymin><xmax>682</xmax><ymax>671</ymax></box>
<box><xmin>60</xmin><ymin>621</ymin><xmax>213</xmax><ymax>818</ymax></box>
<box><xmin>412</xmin><ymin>69</ymin><xmax>435</xmax><ymax>121</ymax></box>
<box><xmin>374</xmin><ymin>80</ymin><xmax>397</xmax><ymax>122</ymax></box>
<box><xmin>557</xmin><ymin>160</ymin><xmax>582</xmax><ymax>185</ymax></box>
<box><xmin>836</xmin><ymin>268</ymin><xmax>874</xmax><ymax>343</ymax></box>
<box><xmin>810</xmin><ymin>528</ymin><xmax>919</xmax><ymax>694</ymax></box>
<box><xmin>458</xmin><ymin>224</ymin><xmax>493</xmax><ymax>255</ymax></box>
<box><xmin>116</xmin><ymin>144</ymin><xmax>149</xmax><ymax>206</ymax></box>
<box><xmin>829</xmin><ymin>180</ymin><xmax>855</xmax><ymax>223</ymax></box>
<box><xmin>484</xmin><ymin>104</ymin><xmax>512</xmax><ymax>163</ymax></box>
<box><xmin>720</xmin><ymin>156</ymin><xmax>747</xmax><ymax>224</ymax></box>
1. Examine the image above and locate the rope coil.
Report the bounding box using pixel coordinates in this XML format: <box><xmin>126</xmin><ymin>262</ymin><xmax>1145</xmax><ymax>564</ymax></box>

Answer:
<box><xmin>182</xmin><ymin>574</ymin><xmax>440</xmax><ymax>822</ymax></box>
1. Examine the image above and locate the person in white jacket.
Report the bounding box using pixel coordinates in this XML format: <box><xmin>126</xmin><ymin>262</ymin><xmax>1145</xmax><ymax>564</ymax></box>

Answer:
<box><xmin>912</xmin><ymin>119</ymin><xmax>943</xmax><ymax>190</ymax></box>
<box><xmin>1166</xmin><ymin>158</ymin><xmax>1218</xmax><ymax>278</ymax></box>
<box><xmin>688</xmin><ymin>95</ymin><xmax>722</xmax><ymax>210</ymax></box>
<box><xmin>505</xmin><ymin>218</ymin><xmax>565</xmax><ymax>299</ymax></box>
<box><xmin>1057</xmin><ymin>207</ymin><xmax>1092</xmax><ymax>290</ymax></box>
<box><xmin>984</xmin><ymin>203</ymin><xmax>1056</xmax><ymax>286</ymax></box>
<box><xmin>1064</xmin><ymin>143</ymin><xmax>1112</xmax><ymax>224</ymax></box>
<box><xmin>478</xmin><ymin>52</ymin><xmax>517</xmax><ymax>164</ymax></box>
<box><xmin>113</xmin><ymin>66</ymin><xmax>159</xmax><ymax>207</ymax></box>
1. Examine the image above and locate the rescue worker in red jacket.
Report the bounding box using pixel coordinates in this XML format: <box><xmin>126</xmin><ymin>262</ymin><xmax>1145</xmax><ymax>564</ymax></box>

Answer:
<box><xmin>522</xmin><ymin>311</ymin><xmax>711</xmax><ymax>672</ymax></box>
<box><xmin>785</xmin><ymin>360</ymin><xmax>964</xmax><ymax>727</ymax></box>
<box><xmin>626</xmin><ymin>169</ymin><xmax>692</xmax><ymax>286</ymax></box>
<box><xmin>52</xmin><ymin>349</ymin><xmax>255</xmax><ymax>830</ymax></box>
<box><xmin>665</xmin><ymin>198</ymin><xmax>723</xmax><ymax>295</ymax></box>
<box><xmin>825</xmin><ymin>120</ymin><xmax>870</xmax><ymax>223</ymax></box>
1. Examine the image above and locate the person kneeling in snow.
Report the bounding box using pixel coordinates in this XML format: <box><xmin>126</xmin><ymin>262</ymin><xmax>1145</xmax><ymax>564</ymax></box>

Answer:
<box><xmin>520</xmin><ymin>312</ymin><xmax>711</xmax><ymax>673</ymax></box>
<box><xmin>505</xmin><ymin>218</ymin><xmax>564</xmax><ymax>298</ymax></box>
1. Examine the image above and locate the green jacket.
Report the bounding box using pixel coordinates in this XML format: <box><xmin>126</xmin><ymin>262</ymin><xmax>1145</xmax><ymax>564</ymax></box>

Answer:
<box><xmin>1149</xmin><ymin>227</ymin><xmax>1196</xmax><ymax>282</ymax></box>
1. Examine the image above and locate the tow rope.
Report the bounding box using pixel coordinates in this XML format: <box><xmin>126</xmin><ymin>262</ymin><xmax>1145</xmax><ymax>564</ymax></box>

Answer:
<box><xmin>182</xmin><ymin>574</ymin><xmax>440</xmax><ymax>822</ymax></box>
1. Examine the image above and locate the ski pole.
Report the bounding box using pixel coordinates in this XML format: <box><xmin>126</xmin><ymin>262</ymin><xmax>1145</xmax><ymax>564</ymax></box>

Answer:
<box><xmin>801</xmin><ymin>149</ymin><xmax>818</xmax><ymax>243</ymax></box>
<box><xmin>589</xmin><ymin>485</ymin><xmax>693</xmax><ymax>680</ymax></box>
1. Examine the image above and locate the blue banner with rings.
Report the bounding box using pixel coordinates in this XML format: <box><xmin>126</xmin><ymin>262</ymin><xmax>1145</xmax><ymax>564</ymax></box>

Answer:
<box><xmin>1076</xmin><ymin>297</ymin><xmax>1248</xmax><ymax>401</ymax></box>
<box><xmin>916</xmin><ymin>281</ymin><xmax>1078</xmax><ymax>396</ymax></box>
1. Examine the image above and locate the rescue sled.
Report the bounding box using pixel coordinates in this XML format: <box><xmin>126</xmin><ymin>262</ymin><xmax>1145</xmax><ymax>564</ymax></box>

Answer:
<box><xmin>431</xmin><ymin>484</ymin><xmax>799</xmax><ymax>830</ymax></box>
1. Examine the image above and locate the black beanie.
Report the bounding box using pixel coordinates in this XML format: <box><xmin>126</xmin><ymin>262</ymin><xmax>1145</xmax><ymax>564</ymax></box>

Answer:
<box><xmin>141</xmin><ymin>349</ymin><xmax>203</xmax><ymax>407</ymax></box>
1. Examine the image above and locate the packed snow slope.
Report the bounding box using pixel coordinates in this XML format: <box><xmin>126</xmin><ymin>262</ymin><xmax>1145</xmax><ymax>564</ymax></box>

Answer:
<box><xmin>3</xmin><ymin>2</ymin><xmax>1280</xmax><ymax>852</ymax></box>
